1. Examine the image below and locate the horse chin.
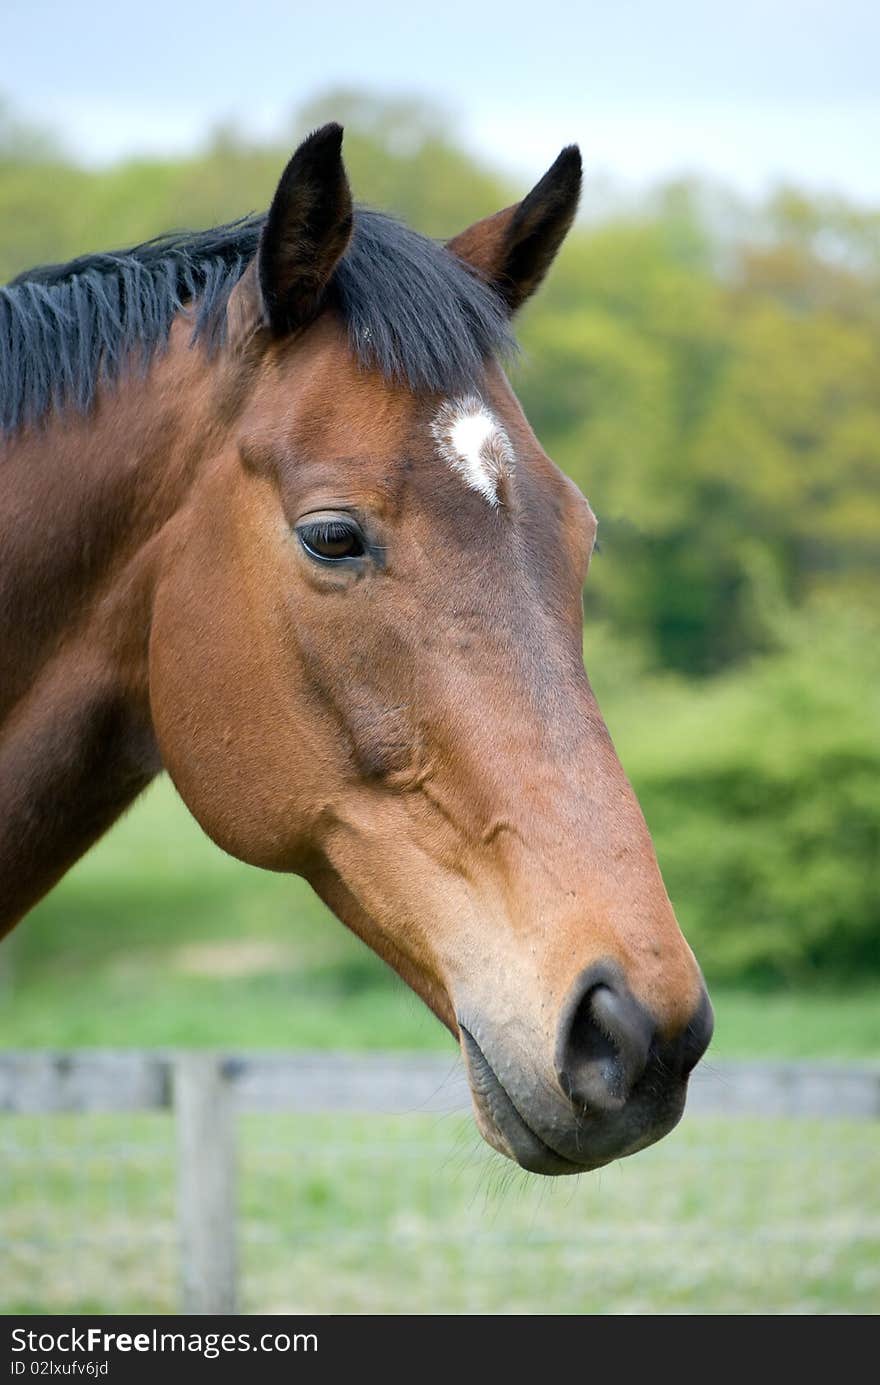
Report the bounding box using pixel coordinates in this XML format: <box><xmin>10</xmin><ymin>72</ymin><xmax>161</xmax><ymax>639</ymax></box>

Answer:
<box><xmin>460</xmin><ymin>1026</ymin><xmax>598</xmax><ymax>1176</ymax></box>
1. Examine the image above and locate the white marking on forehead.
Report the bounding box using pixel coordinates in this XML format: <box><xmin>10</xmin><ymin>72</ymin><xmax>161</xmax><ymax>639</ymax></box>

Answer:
<box><xmin>431</xmin><ymin>396</ymin><xmax>514</xmax><ymax>506</ymax></box>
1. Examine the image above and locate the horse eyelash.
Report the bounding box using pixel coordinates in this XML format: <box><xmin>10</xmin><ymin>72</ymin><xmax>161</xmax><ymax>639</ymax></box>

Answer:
<box><xmin>305</xmin><ymin>520</ymin><xmax>356</xmax><ymax>543</ymax></box>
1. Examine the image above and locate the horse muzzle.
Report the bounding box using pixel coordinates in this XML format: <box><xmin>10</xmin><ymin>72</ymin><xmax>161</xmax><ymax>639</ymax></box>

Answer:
<box><xmin>458</xmin><ymin>964</ymin><xmax>714</xmax><ymax>1176</ymax></box>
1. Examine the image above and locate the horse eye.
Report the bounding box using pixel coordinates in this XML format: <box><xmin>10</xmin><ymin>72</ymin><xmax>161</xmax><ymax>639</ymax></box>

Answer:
<box><xmin>297</xmin><ymin>517</ymin><xmax>366</xmax><ymax>563</ymax></box>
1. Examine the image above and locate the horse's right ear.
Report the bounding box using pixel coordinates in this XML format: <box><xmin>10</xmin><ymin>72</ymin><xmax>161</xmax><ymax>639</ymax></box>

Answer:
<box><xmin>447</xmin><ymin>145</ymin><xmax>581</xmax><ymax>312</ymax></box>
<box><xmin>258</xmin><ymin>123</ymin><xmax>354</xmax><ymax>335</ymax></box>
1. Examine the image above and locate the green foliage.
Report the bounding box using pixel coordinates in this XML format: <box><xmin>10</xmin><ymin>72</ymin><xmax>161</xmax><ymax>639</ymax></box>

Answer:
<box><xmin>514</xmin><ymin>200</ymin><xmax>880</xmax><ymax>672</ymax></box>
<box><xmin>590</xmin><ymin>604</ymin><xmax>880</xmax><ymax>983</ymax></box>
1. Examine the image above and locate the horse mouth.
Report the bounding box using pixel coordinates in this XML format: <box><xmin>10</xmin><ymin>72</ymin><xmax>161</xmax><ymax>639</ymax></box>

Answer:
<box><xmin>459</xmin><ymin>1022</ymin><xmax>688</xmax><ymax>1176</ymax></box>
<box><xmin>459</xmin><ymin>1025</ymin><xmax>590</xmax><ymax>1176</ymax></box>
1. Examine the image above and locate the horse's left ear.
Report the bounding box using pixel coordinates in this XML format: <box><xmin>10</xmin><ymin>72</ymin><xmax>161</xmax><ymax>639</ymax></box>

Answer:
<box><xmin>258</xmin><ymin>122</ymin><xmax>354</xmax><ymax>334</ymax></box>
<box><xmin>447</xmin><ymin>145</ymin><xmax>581</xmax><ymax>312</ymax></box>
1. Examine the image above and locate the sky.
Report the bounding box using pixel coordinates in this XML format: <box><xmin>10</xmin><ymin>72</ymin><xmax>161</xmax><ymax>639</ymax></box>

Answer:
<box><xmin>4</xmin><ymin>0</ymin><xmax>879</xmax><ymax>200</ymax></box>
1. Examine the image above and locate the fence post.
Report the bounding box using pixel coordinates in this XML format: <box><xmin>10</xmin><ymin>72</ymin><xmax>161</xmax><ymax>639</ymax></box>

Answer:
<box><xmin>174</xmin><ymin>1052</ymin><xmax>237</xmax><ymax>1315</ymax></box>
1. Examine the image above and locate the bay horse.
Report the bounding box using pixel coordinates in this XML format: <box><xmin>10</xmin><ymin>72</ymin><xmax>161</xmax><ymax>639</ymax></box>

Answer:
<box><xmin>0</xmin><ymin>125</ymin><xmax>712</xmax><ymax>1174</ymax></box>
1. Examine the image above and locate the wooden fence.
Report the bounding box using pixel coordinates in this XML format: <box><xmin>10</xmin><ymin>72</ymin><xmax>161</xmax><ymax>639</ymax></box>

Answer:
<box><xmin>1</xmin><ymin>1051</ymin><xmax>878</xmax><ymax>1314</ymax></box>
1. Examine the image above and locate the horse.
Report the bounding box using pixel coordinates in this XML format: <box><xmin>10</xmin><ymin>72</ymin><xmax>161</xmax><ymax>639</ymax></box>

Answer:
<box><xmin>0</xmin><ymin>124</ymin><xmax>712</xmax><ymax>1175</ymax></box>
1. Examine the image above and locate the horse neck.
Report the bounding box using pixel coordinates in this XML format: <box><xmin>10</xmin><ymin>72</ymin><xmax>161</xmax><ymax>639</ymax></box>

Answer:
<box><xmin>0</xmin><ymin>317</ymin><xmax>227</xmax><ymax>932</ymax></box>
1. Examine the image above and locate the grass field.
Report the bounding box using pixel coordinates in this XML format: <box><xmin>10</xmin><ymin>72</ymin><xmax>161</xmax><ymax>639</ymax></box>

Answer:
<box><xmin>1</xmin><ymin>1110</ymin><xmax>877</xmax><ymax>1314</ymax></box>
<box><xmin>2</xmin><ymin>777</ymin><xmax>879</xmax><ymax>1056</ymax></box>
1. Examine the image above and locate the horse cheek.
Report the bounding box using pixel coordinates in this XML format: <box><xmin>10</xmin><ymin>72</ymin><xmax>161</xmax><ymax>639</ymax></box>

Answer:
<box><xmin>148</xmin><ymin>506</ymin><xmax>313</xmax><ymax>873</ymax></box>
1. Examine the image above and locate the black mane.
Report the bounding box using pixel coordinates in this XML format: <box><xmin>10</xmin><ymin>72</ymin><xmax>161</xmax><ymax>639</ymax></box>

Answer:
<box><xmin>0</xmin><ymin>209</ymin><xmax>514</xmax><ymax>434</ymax></box>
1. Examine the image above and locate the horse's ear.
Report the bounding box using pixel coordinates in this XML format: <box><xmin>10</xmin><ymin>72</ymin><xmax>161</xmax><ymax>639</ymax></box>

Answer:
<box><xmin>447</xmin><ymin>146</ymin><xmax>581</xmax><ymax>312</ymax></box>
<box><xmin>258</xmin><ymin>123</ymin><xmax>354</xmax><ymax>334</ymax></box>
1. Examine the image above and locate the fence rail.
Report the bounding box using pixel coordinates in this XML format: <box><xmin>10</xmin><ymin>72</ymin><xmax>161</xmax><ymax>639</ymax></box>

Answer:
<box><xmin>2</xmin><ymin>1050</ymin><xmax>879</xmax><ymax>1118</ymax></box>
<box><xmin>1</xmin><ymin>1051</ymin><xmax>878</xmax><ymax>1315</ymax></box>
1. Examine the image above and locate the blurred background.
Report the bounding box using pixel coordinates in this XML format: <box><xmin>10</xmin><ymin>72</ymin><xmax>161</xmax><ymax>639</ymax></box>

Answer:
<box><xmin>0</xmin><ymin>0</ymin><xmax>878</xmax><ymax>1315</ymax></box>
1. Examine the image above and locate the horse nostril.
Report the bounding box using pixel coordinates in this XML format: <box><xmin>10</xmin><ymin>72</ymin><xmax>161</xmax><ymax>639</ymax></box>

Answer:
<box><xmin>679</xmin><ymin>987</ymin><xmax>714</xmax><ymax>1076</ymax></box>
<box><xmin>555</xmin><ymin>969</ymin><xmax>654</xmax><ymax>1114</ymax></box>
